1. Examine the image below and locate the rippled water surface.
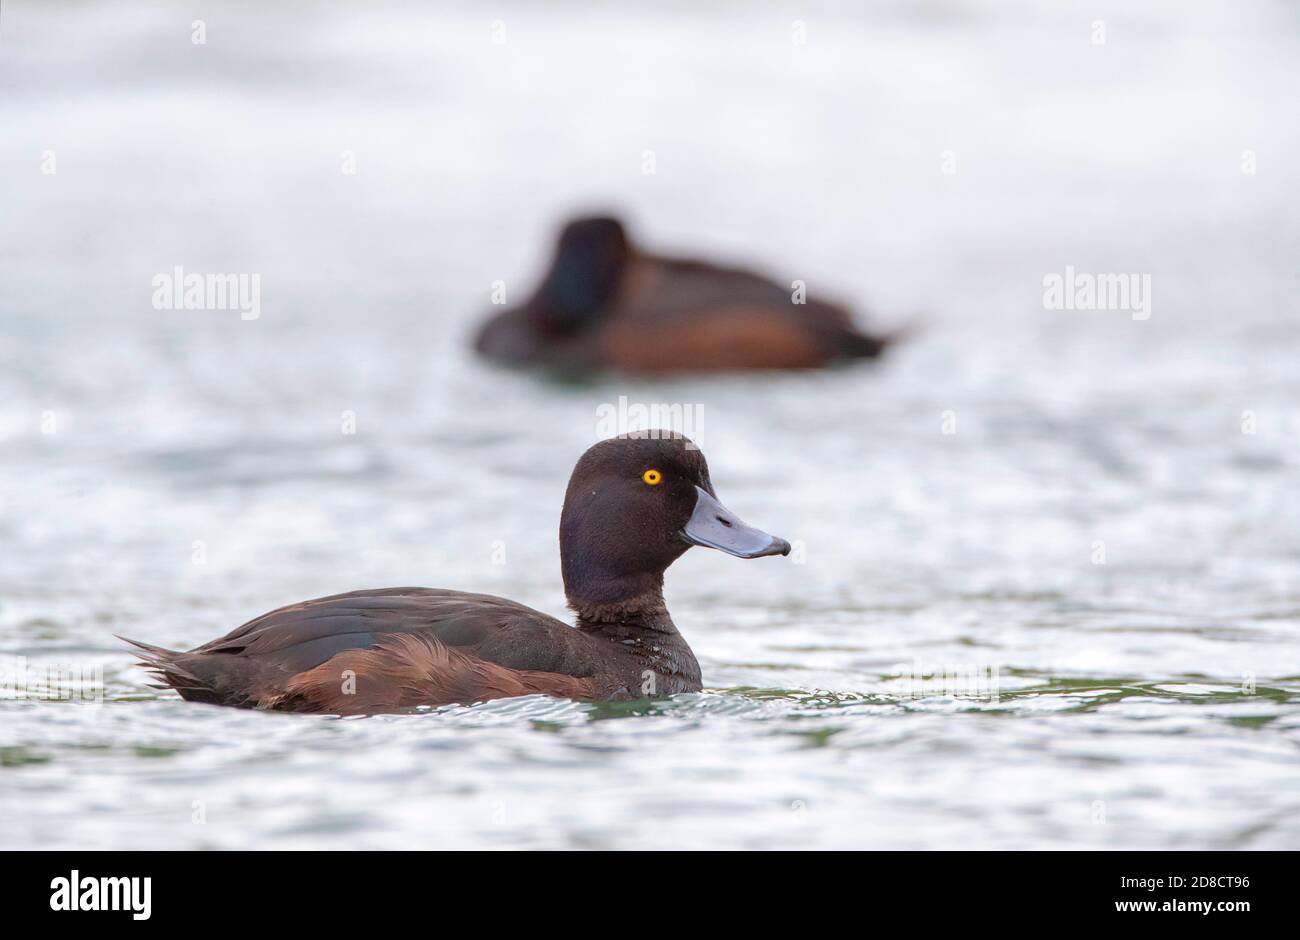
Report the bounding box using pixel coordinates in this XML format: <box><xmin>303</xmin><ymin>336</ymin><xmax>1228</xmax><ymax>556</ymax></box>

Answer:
<box><xmin>1</xmin><ymin>0</ymin><xmax>1298</xmax><ymax>849</ymax></box>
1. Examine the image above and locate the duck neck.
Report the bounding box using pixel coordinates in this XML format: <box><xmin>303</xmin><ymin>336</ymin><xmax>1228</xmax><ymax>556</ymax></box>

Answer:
<box><xmin>560</xmin><ymin>533</ymin><xmax>682</xmax><ymax>635</ymax></box>
<box><xmin>571</xmin><ymin>582</ymin><xmax>678</xmax><ymax>637</ymax></box>
<box><xmin>571</xmin><ymin>586</ymin><xmax>701</xmax><ymax>693</ymax></box>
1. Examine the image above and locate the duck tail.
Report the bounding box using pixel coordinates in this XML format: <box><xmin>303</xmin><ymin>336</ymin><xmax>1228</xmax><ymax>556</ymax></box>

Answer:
<box><xmin>839</xmin><ymin>329</ymin><xmax>890</xmax><ymax>359</ymax></box>
<box><xmin>118</xmin><ymin>635</ymin><xmax>274</xmax><ymax>707</ymax></box>
<box><xmin>116</xmin><ymin>635</ymin><xmax>211</xmax><ymax>697</ymax></box>
<box><xmin>842</xmin><ymin>317</ymin><xmax>923</xmax><ymax>359</ymax></box>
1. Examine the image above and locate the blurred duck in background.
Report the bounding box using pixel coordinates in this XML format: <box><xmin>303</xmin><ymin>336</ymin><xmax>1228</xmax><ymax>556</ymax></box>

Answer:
<box><xmin>474</xmin><ymin>215</ymin><xmax>897</xmax><ymax>374</ymax></box>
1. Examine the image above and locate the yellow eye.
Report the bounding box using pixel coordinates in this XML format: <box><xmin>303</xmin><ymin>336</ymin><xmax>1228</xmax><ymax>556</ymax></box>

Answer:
<box><xmin>642</xmin><ymin>468</ymin><xmax>662</xmax><ymax>486</ymax></box>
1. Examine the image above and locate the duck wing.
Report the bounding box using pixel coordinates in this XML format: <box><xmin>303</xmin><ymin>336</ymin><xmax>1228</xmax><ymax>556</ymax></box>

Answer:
<box><xmin>601</xmin><ymin>255</ymin><xmax>887</xmax><ymax>370</ymax></box>
<box><xmin>120</xmin><ymin>588</ymin><xmax>601</xmax><ymax>713</ymax></box>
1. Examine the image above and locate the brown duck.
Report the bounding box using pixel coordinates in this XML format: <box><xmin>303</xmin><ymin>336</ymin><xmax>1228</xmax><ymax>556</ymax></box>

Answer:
<box><xmin>474</xmin><ymin>215</ymin><xmax>893</xmax><ymax>373</ymax></box>
<box><xmin>123</xmin><ymin>434</ymin><xmax>789</xmax><ymax>715</ymax></box>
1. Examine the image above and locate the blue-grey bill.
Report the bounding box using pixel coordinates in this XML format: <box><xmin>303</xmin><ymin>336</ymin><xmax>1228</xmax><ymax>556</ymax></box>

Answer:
<box><xmin>682</xmin><ymin>486</ymin><xmax>791</xmax><ymax>559</ymax></box>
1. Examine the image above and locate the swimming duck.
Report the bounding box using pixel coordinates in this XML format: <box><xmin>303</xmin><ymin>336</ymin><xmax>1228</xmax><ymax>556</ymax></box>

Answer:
<box><xmin>123</xmin><ymin>434</ymin><xmax>789</xmax><ymax>715</ymax></box>
<box><xmin>474</xmin><ymin>215</ymin><xmax>893</xmax><ymax>373</ymax></box>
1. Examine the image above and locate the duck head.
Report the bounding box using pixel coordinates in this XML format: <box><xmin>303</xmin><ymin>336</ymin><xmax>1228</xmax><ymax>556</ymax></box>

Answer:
<box><xmin>530</xmin><ymin>215</ymin><xmax>630</xmax><ymax>335</ymax></box>
<box><xmin>560</xmin><ymin>432</ymin><xmax>790</xmax><ymax>613</ymax></box>
<box><xmin>474</xmin><ymin>215</ymin><xmax>631</xmax><ymax>365</ymax></box>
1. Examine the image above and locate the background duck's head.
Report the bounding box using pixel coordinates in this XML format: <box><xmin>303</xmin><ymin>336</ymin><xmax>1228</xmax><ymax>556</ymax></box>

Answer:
<box><xmin>530</xmin><ymin>215</ymin><xmax>631</xmax><ymax>334</ymax></box>
<box><xmin>560</xmin><ymin>432</ymin><xmax>789</xmax><ymax>613</ymax></box>
<box><xmin>473</xmin><ymin>216</ymin><xmax>631</xmax><ymax>365</ymax></box>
